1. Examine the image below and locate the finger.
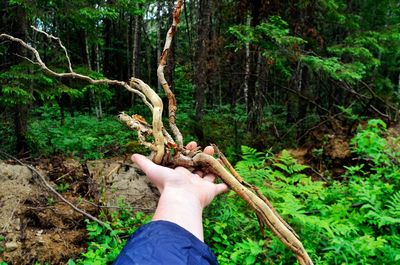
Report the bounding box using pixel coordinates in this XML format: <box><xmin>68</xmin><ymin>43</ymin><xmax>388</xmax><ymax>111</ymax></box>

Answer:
<box><xmin>203</xmin><ymin>173</ymin><xmax>215</xmax><ymax>183</ymax></box>
<box><xmin>132</xmin><ymin>154</ymin><xmax>156</xmax><ymax>174</ymax></box>
<box><xmin>194</xmin><ymin>170</ymin><xmax>204</xmax><ymax>178</ymax></box>
<box><xmin>132</xmin><ymin>154</ymin><xmax>171</xmax><ymax>179</ymax></box>
<box><xmin>203</xmin><ymin>146</ymin><xmax>214</xmax><ymax>156</ymax></box>
<box><xmin>186</xmin><ymin>141</ymin><xmax>197</xmax><ymax>151</ymax></box>
<box><xmin>215</xmin><ymin>183</ymin><xmax>229</xmax><ymax>195</ymax></box>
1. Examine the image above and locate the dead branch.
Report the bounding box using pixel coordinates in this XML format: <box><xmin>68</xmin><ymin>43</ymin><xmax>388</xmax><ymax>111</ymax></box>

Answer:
<box><xmin>281</xmin><ymin>84</ymin><xmax>330</xmax><ymax>114</ymax></box>
<box><xmin>192</xmin><ymin>152</ymin><xmax>312</xmax><ymax>265</ymax></box>
<box><xmin>360</xmin><ymin>80</ymin><xmax>398</xmax><ymax>112</ymax></box>
<box><xmin>0</xmin><ymin>1</ymin><xmax>314</xmax><ymax>264</ymax></box>
<box><xmin>157</xmin><ymin>0</ymin><xmax>184</xmax><ymax>148</ymax></box>
<box><xmin>0</xmin><ymin>33</ymin><xmax>153</xmax><ymax>112</ymax></box>
<box><xmin>31</xmin><ymin>25</ymin><xmax>73</xmax><ymax>72</ymax></box>
<box><xmin>338</xmin><ymin>82</ymin><xmax>391</xmax><ymax>119</ymax></box>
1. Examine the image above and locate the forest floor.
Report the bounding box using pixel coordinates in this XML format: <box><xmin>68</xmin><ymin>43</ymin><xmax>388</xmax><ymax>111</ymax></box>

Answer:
<box><xmin>0</xmin><ymin>143</ymin><xmax>349</xmax><ymax>264</ymax></box>
<box><xmin>0</xmin><ymin>156</ymin><xmax>159</xmax><ymax>264</ymax></box>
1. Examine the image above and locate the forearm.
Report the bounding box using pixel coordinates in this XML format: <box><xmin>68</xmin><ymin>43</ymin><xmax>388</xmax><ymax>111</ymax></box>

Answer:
<box><xmin>152</xmin><ymin>187</ymin><xmax>204</xmax><ymax>241</ymax></box>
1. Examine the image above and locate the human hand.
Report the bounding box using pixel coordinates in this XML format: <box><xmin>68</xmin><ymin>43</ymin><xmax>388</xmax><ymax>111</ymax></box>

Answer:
<box><xmin>132</xmin><ymin>141</ymin><xmax>228</xmax><ymax>209</ymax></box>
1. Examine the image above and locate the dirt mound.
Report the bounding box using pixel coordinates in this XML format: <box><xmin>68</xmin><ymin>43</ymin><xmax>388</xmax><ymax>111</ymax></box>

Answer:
<box><xmin>0</xmin><ymin>157</ymin><xmax>158</xmax><ymax>264</ymax></box>
<box><xmin>0</xmin><ymin>162</ymin><xmax>34</xmax><ymax>233</ymax></box>
<box><xmin>87</xmin><ymin>158</ymin><xmax>159</xmax><ymax>211</ymax></box>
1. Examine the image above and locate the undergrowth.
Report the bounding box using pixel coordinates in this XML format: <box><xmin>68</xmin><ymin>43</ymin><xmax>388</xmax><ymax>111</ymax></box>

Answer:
<box><xmin>27</xmin><ymin>105</ymin><xmax>143</xmax><ymax>160</ymax></box>
<box><xmin>71</xmin><ymin>119</ymin><xmax>399</xmax><ymax>264</ymax></box>
<box><xmin>68</xmin><ymin>200</ymin><xmax>151</xmax><ymax>265</ymax></box>
<box><xmin>205</xmin><ymin>119</ymin><xmax>399</xmax><ymax>264</ymax></box>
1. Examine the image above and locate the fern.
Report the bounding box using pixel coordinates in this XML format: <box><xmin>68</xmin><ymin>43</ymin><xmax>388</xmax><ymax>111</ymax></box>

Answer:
<box><xmin>273</xmin><ymin>150</ymin><xmax>308</xmax><ymax>174</ymax></box>
<box><xmin>358</xmin><ymin>187</ymin><xmax>400</xmax><ymax>228</ymax></box>
<box><xmin>217</xmin><ymin>130</ymin><xmax>400</xmax><ymax>264</ymax></box>
<box><xmin>387</xmin><ymin>191</ymin><xmax>400</xmax><ymax>216</ymax></box>
<box><xmin>239</xmin><ymin>146</ymin><xmax>269</xmax><ymax>167</ymax></box>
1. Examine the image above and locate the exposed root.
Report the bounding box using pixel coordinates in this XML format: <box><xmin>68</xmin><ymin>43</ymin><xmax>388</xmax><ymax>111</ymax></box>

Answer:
<box><xmin>0</xmin><ymin>1</ymin><xmax>314</xmax><ymax>263</ymax></box>
<box><xmin>157</xmin><ymin>0</ymin><xmax>184</xmax><ymax>148</ymax></box>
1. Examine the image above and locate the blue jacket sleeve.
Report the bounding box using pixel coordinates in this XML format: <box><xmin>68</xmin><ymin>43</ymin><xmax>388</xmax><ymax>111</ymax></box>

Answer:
<box><xmin>113</xmin><ymin>220</ymin><xmax>219</xmax><ymax>265</ymax></box>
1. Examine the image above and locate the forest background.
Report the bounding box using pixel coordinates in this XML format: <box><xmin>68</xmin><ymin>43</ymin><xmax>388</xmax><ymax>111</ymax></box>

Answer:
<box><xmin>0</xmin><ymin>0</ymin><xmax>400</xmax><ymax>264</ymax></box>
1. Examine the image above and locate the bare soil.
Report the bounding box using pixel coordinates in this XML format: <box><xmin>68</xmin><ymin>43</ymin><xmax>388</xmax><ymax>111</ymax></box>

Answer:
<box><xmin>0</xmin><ymin>156</ymin><xmax>158</xmax><ymax>264</ymax></box>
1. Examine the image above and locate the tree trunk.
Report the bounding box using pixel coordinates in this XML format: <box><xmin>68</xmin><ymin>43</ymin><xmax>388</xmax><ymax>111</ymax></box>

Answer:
<box><xmin>11</xmin><ymin>6</ymin><xmax>28</xmax><ymax>154</ymax></box>
<box><xmin>103</xmin><ymin>10</ymin><xmax>112</xmax><ymax>77</ymax></box>
<box><xmin>194</xmin><ymin>0</ymin><xmax>211</xmax><ymax>122</ymax></box>
<box><xmin>398</xmin><ymin>72</ymin><xmax>400</xmax><ymax>93</ymax></box>
<box><xmin>82</xmin><ymin>30</ymin><xmax>92</xmax><ymax>70</ymax></box>
<box><xmin>132</xmin><ymin>7</ymin><xmax>141</xmax><ymax>78</ymax></box>
<box><xmin>83</xmin><ymin>32</ymin><xmax>102</xmax><ymax>119</ymax></box>
<box><xmin>244</xmin><ymin>13</ymin><xmax>251</xmax><ymax>113</ymax></box>
<box><xmin>246</xmin><ymin>0</ymin><xmax>262</xmax><ymax>135</ymax></box>
<box><xmin>142</xmin><ymin>22</ymin><xmax>153</xmax><ymax>85</ymax></box>
<box><xmin>131</xmin><ymin>5</ymin><xmax>142</xmax><ymax>105</ymax></box>
<box><xmin>193</xmin><ymin>0</ymin><xmax>211</xmax><ymax>143</ymax></box>
<box><xmin>183</xmin><ymin>0</ymin><xmax>194</xmax><ymax>70</ymax></box>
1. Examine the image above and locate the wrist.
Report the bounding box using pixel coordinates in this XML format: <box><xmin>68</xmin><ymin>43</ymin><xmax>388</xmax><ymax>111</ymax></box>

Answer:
<box><xmin>152</xmin><ymin>186</ymin><xmax>205</xmax><ymax>241</ymax></box>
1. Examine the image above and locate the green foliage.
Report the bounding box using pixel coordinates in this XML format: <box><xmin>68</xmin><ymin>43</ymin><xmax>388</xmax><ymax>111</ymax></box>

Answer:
<box><xmin>56</xmin><ymin>183</ymin><xmax>70</xmax><ymax>193</ymax></box>
<box><xmin>201</xmin><ymin>104</ymin><xmax>249</xmax><ymax>162</ymax></box>
<box><xmin>0</xmin><ymin>119</ymin><xmax>16</xmax><ymax>154</ymax></box>
<box><xmin>0</xmin><ymin>234</ymin><xmax>5</xmax><ymax>255</ymax></box>
<box><xmin>71</xmin><ymin>200</ymin><xmax>151</xmax><ymax>265</ymax></box>
<box><xmin>204</xmin><ymin>119</ymin><xmax>400</xmax><ymax>264</ymax></box>
<box><xmin>236</xmin><ymin>145</ymin><xmax>273</xmax><ymax>169</ymax></box>
<box><xmin>228</xmin><ymin>16</ymin><xmax>305</xmax><ymax>77</ymax></box>
<box><xmin>350</xmin><ymin>119</ymin><xmax>400</xmax><ymax>184</ymax></box>
<box><xmin>300</xmin><ymin>55</ymin><xmax>366</xmax><ymax>84</ymax></box>
<box><xmin>75</xmin><ymin>67</ymin><xmax>113</xmax><ymax>103</ymax></box>
<box><xmin>173</xmin><ymin>64</ymin><xmax>197</xmax><ymax>143</ymax></box>
<box><xmin>33</xmin><ymin>261</ymin><xmax>50</xmax><ymax>265</ymax></box>
<box><xmin>27</xmin><ymin>106</ymin><xmax>138</xmax><ymax>159</ymax></box>
<box><xmin>351</xmin><ymin>119</ymin><xmax>389</xmax><ymax>163</ymax></box>
<box><xmin>47</xmin><ymin>197</ymin><xmax>55</xmax><ymax>206</ymax></box>
<box><xmin>337</xmin><ymin>105</ymin><xmax>362</xmax><ymax>122</ymax></box>
<box><xmin>0</xmin><ymin>64</ymin><xmax>57</xmax><ymax>107</ymax></box>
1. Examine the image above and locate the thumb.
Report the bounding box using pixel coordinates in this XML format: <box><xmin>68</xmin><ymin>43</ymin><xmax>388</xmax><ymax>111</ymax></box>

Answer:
<box><xmin>214</xmin><ymin>183</ymin><xmax>229</xmax><ymax>196</ymax></box>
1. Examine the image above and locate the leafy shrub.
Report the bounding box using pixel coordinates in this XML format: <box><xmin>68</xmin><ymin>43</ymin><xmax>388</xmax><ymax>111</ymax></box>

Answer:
<box><xmin>27</xmin><ymin>105</ymin><xmax>139</xmax><ymax>159</ymax></box>
<box><xmin>70</xmin><ymin>201</ymin><xmax>151</xmax><ymax>265</ymax></box>
<box><xmin>0</xmin><ymin>119</ymin><xmax>16</xmax><ymax>155</ymax></box>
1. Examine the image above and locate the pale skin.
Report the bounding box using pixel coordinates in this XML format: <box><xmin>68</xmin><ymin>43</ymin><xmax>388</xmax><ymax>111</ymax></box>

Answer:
<box><xmin>132</xmin><ymin>141</ymin><xmax>229</xmax><ymax>242</ymax></box>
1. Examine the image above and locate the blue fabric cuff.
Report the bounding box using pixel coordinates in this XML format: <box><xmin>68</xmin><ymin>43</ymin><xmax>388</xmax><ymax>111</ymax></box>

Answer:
<box><xmin>113</xmin><ymin>220</ymin><xmax>218</xmax><ymax>265</ymax></box>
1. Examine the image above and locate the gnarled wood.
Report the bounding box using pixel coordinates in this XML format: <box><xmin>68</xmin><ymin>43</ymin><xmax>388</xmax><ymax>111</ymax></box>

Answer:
<box><xmin>192</xmin><ymin>153</ymin><xmax>312</xmax><ymax>265</ymax></box>
<box><xmin>157</xmin><ymin>0</ymin><xmax>184</xmax><ymax>149</ymax></box>
<box><xmin>0</xmin><ymin>1</ymin><xmax>314</xmax><ymax>264</ymax></box>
